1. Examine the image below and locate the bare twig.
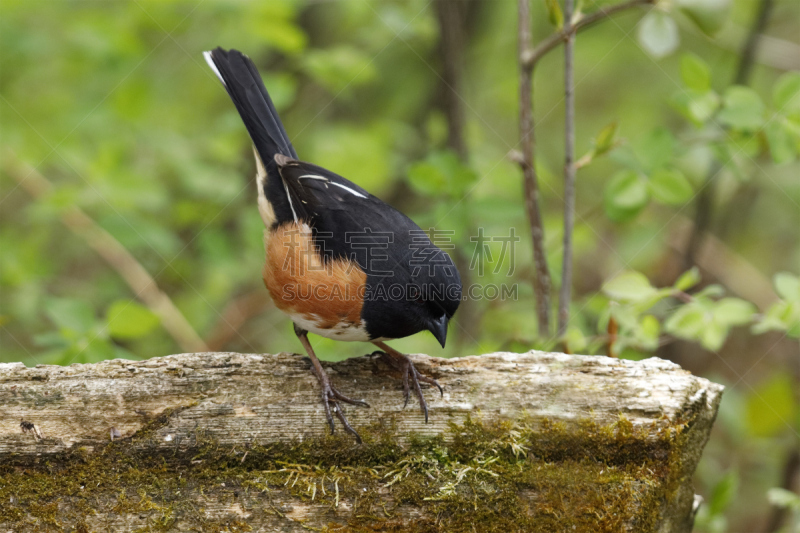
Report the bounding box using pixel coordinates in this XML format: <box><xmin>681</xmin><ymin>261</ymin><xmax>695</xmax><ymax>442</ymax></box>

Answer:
<box><xmin>517</xmin><ymin>0</ymin><xmax>552</xmax><ymax>334</ymax></box>
<box><xmin>5</xmin><ymin>156</ymin><xmax>209</xmax><ymax>353</ymax></box>
<box><xmin>517</xmin><ymin>0</ymin><xmax>657</xmax><ymax>335</ymax></box>
<box><xmin>683</xmin><ymin>0</ymin><xmax>775</xmax><ymax>269</ymax></box>
<box><xmin>558</xmin><ymin>0</ymin><xmax>576</xmax><ymax>338</ymax></box>
<box><xmin>525</xmin><ymin>0</ymin><xmax>655</xmax><ymax>68</ymax></box>
<box><xmin>733</xmin><ymin>0</ymin><xmax>775</xmax><ymax>86</ymax></box>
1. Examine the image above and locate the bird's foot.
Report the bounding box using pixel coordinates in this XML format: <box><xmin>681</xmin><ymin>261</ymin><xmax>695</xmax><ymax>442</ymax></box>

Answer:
<box><xmin>372</xmin><ymin>350</ymin><xmax>443</xmax><ymax>423</ymax></box>
<box><xmin>311</xmin><ymin>366</ymin><xmax>369</xmax><ymax>444</ymax></box>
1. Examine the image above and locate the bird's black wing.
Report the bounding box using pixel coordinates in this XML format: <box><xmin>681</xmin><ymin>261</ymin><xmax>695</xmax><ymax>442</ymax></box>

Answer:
<box><xmin>278</xmin><ymin>160</ymin><xmax>462</xmax><ymax>339</ymax></box>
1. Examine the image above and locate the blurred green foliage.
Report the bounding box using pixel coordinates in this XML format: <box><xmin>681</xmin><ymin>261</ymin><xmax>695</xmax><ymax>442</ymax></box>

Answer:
<box><xmin>0</xmin><ymin>0</ymin><xmax>798</xmax><ymax>530</ymax></box>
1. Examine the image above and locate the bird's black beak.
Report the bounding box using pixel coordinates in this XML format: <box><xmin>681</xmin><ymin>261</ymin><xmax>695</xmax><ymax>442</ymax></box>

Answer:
<box><xmin>428</xmin><ymin>314</ymin><xmax>448</xmax><ymax>348</ymax></box>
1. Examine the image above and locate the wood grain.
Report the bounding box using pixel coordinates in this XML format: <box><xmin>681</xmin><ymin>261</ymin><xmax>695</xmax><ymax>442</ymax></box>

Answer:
<box><xmin>0</xmin><ymin>351</ymin><xmax>723</xmax><ymax>532</ymax></box>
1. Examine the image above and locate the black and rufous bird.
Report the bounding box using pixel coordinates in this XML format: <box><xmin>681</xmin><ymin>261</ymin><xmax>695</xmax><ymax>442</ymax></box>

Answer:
<box><xmin>204</xmin><ymin>47</ymin><xmax>461</xmax><ymax>442</ymax></box>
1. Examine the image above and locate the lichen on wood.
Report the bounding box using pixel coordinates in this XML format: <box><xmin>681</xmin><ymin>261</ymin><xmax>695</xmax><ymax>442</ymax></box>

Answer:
<box><xmin>0</xmin><ymin>351</ymin><xmax>722</xmax><ymax>532</ymax></box>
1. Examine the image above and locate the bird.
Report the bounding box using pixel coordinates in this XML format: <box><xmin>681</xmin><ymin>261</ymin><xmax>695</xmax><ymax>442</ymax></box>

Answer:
<box><xmin>203</xmin><ymin>47</ymin><xmax>461</xmax><ymax>442</ymax></box>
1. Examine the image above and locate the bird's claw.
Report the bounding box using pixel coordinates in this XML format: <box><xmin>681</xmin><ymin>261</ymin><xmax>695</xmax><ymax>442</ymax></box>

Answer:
<box><xmin>376</xmin><ymin>351</ymin><xmax>443</xmax><ymax>423</ymax></box>
<box><xmin>312</xmin><ymin>366</ymin><xmax>369</xmax><ymax>444</ymax></box>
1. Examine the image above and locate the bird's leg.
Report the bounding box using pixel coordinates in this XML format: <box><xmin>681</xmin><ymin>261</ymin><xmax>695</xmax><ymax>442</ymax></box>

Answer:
<box><xmin>294</xmin><ymin>324</ymin><xmax>369</xmax><ymax>443</ymax></box>
<box><xmin>371</xmin><ymin>341</ymin><xmax>443</xmax><ymax>423</ymax></box>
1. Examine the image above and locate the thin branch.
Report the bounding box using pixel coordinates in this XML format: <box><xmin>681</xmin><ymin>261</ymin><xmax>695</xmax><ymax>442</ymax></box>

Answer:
<box><xmin>734</xmin><ymin>0</ymin><xmax>775</xmax><ymax>85</ymax></box>
<box><xmin>683</xmin><ymin>0</ymin><xmax>775</xmax><ymax>269</ymax></box>
<box><xmin>558</xmin><ymin>0</ymin><xmax>576</xmax><ymax>338</ymax></box>
<box><xmin>517</xmin><ymin>0</ymin><xmax>552</xmax><ymax>335</ymax></box>
<box><xmin>5</xmin><ymin>156</ymin><xmax>209</xmax><ymax>353</ymax></box>
<box><xmin>516</xmin><ymin>0</ymin><xmax>656</xmax><ymax>335</ymax></box>
<box><xmin>525</xmin><ymin>0</ymin><xmax>656</xmax><ymax>68</ymax></box>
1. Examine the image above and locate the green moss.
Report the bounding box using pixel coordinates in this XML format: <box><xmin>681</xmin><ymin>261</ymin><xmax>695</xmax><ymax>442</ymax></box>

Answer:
<box><xmin>0</xmin><ymin>410</ymin><xmax>696</xmax><ymax>532</ymax></box>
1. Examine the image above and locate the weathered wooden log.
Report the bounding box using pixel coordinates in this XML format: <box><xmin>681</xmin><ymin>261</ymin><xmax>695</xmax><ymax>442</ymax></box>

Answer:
<box><xmin>0</xmin><ymin>351</ymin><xmax>722</xmax><ymax>532</ymax></box>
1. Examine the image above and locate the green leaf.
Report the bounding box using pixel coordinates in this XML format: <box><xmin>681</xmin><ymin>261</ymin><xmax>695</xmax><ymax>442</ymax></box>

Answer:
<box><xmin>753</xmin><ymin>300</ymin><xmax>800</xmax><ymax>338</ymax></box>
<box><xmin>767</xmin><ymin>488</ymin><xmax>800</xmax><ymax>510</ymax></box>
<box><xmin>45</xmin><ymin>298</ymin><xmax>96</xmax><ymax>334</ymax></box>
<box><xmin>572</xmin><ymin>0</ymin><xmax>585</xmax><ymax>24</ymax></box>
<box><xmin>773</xmin><ymin>72</ymin><xmax>800</xmax><ymax>118</ymax></box>
<box><xmin>713</xmin><ymin>298</ymin><xmax>755</xmax><ymax>327</ymax></box>
<box><xmin>648</xmin><ymin>168</ymin><xmax>693</xmax><ymax>205</ymax></box>
<box><xmin>604</xmin><ymin>171</ymin><xmax>649</xmax><ymax>222</ymax></box>
<box><xmin>674</xmin><ymin>267</ymin><xmax>701</xmax><ymax>291</ymax></box>
<box><xmin>774</xmin><ymin>272</ymin><xmax>800</xmax><ymax>302</ymax></box>
<box><xmin>303</xmin><ymin>46</ymin><xmax>377</xmax><ymax>93</ymax></box>
<box><xmin>602</xmin><ymin>271</ymin><xmax>657</xmax><ymax>302</ymax></box>
<box><xmin>245</xmin><ymin>3</ymin><xmax>307</xmax><ymax>54</ymax></box>
<box><xmin>408</xmin><ymin>150</ymin><xmax>477</xmax><ymax>197</ymax></box>
<box><xmin>672</xmin><ymin>90</ymin><xmax>720</xmax><ymax>126</ymax></box>
<box><xmin>718</xmin><ymin>86</ymin><xmax>764</xmax><ymax>130</ymax></box>
<box><xmin>665</xmin><ymin>303</ymin><xmax>706</xmax><ymax>340</ymax></box>
<box><xmin>764</xmin><ymin>120</ymin><xmax>797</xmax><ymax>165</ymax></box>
<box><xmin>637</xmin><ymin>315</ymin><xmax>661</xmax><ymax>350</ymax></box>
<box><xmin>681</xmin><ymin>54</ymin><xmax>711</xmax><ymax>92</ymax></box>
<box><xmin>408</xmin><ymin>161</ymin><xmax>448</xmax><ymax>196</ymax></box>
<box><xmin>696</xmin><ymin>284</ymin><xmax>725</xmax><ymax>299</ymax></box>
<box><xmin>689</xmin><ymin>91</ymin><xmax>720</xmax><ymax>124</ymax></box>
<box><xmin>609</xmin><ymin>146</ymin><xmax>646</xmax><ymax>174</ymax></box>
<box><xmin>545</xmin><ymin>0</ymin><xmax>564</xmax><ymax>29</ymax></box>
<box><xmin>677</xmin><ymin>0</ymin><xmax>730</xmax><ymax>36</ymax></box>
<box><xmin>106</xmin><ymin>300</ymin><xmax>159</xmax><ymax>340</ymax></box>
<box><xmin>637</xmin><ymin>11</ymin><xmax>679</xmax><ymax>58</ymax></box>
<box><xmin>610</xmin><ymin>304</ymin><xmax>639</xmax><ymax>331</ymax></box>
<box><xmin>638</xmin><ymin>128</ymin><xmax>675</xmax><ymax>171</ymax></box>
<box><xmin>701</xmin><ymin>319</ymin><xmax>727</xmax><ymax>350</ymax></box>
<box><xmin>745</xmin><ymin>374</ymin><xmax>797</xmax><ymax>437</ymax></box>
<box><xmin>565</xmin><ymin>326</ymin><xmax>588</xmax><ymax>353</ymax></box>
<box><xmin>708</xmin><ymin>470</ymin><xmax>738</xmax><ymax>516</ymax></box>
<box><xmin>594</xmin><ymin>122</ymin><xmax>618</xmax><ymax>156</ymax></box>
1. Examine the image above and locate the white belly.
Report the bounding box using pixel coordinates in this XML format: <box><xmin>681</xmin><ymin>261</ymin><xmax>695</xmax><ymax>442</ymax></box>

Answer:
<box><xmin>288</xmin><ymin>312</ymin><xmax>372</xmax><ymax>342</ymax></box>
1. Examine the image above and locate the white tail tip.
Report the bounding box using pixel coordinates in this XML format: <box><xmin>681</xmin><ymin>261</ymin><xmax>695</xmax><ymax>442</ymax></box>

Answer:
<box><xmin>203</xmin><ymin>50</ymin><xmax>226</xmax><ymax>86</ymax></box>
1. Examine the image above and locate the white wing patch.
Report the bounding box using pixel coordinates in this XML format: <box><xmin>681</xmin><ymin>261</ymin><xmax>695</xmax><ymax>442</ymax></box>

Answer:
<box><xmin>203</xmin><ymin>51</ymin><xmax>226</xmax><ymax>86</ymax></box>
<box><xmin>298</xmin><ymin>174</ymin><xmax>367</xmax><ymax>199</ymax></box>
<box><xmin>331</xmin><ymin>182</ymin><xmax>367</xmax><ymax>198</ymax></box>
<box><xmin>282</xmin><ymin>181</ymin><xmax>299</xmax><ymax>223</ymax></box>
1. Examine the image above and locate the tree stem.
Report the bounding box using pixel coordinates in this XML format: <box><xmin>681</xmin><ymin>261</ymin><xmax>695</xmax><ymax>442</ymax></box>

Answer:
<box><xmin>558</xmin><ymin>0</ymin><xmax>576</xmax><ymax>338</ymax></box>
<box><xmin>525</xmin><ymin>0</ymin><xmax>655</xmax><ymax>68</ymax></box>
<box><xmin>518</xmin><ymin>0</ymin><xmax>552</xmax><ymax>335</ymax></box>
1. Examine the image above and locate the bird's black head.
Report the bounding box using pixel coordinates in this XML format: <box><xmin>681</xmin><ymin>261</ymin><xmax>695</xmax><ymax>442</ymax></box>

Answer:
<box><xmin>361</xmin><ymin>245</ymin><xmax>461</xmax><ymax>346</ymax></box>
<box><xmin>405</xmin><ymin>246</ymin><xmax>462</xmax><ymax>348</ymax></box>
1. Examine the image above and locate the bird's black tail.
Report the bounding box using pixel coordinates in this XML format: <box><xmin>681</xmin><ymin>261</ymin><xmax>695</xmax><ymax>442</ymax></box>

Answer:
<box><xmin>203</xmin><ymin>47</ymin><xmax>297</xmax><ymax>165</ymax></box>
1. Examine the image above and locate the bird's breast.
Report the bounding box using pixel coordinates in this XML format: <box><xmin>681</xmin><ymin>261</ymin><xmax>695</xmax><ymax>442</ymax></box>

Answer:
<box><xmin>262</xmin><ymin>222</ymin><xmax>370</xmax><ymax>341</ymax></box>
